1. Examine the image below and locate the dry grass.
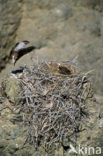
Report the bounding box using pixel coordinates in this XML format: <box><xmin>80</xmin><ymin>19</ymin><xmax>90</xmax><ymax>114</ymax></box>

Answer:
<box><xmin>15</xmin><ymin>61</ymin><xmax>92</xmax><ymax>149</ymax></box>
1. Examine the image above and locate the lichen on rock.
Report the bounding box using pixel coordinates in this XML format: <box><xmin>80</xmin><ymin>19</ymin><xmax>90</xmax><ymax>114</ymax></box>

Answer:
<box><xmin>1</xmin><ymin>76</ymin><xmax>22</xmax><ymax>104</ymax></box>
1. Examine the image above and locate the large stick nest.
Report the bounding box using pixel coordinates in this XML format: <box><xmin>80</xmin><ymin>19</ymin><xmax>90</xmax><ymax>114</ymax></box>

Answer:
<box><xmin>15</xmin><ymin>61</ymin><xmax>92</xmax><ymax>148</ymax></box>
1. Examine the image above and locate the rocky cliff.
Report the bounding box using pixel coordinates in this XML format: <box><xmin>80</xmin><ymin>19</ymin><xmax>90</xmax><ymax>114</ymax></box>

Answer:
<box><xmin>0</xmin><ymin>1</ymin><xmax>103</xmax><ymax>155</ymax></box>
<box><xmin>0</xmin><ymin>0</ymin><xmax>103</xmax><ymax>95</ymax></box>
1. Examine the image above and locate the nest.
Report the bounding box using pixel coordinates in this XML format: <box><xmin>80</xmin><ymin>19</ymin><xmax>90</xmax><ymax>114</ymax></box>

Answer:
<box><xmin>15</xmin><ymin>61</ymin><xmax>92</xmax><ymax>148</ymax></box>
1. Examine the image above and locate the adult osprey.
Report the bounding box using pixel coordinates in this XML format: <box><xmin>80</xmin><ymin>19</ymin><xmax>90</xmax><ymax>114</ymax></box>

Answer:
<box><xmin>9</xmin><ymin>40</ymin><xmax>35</xmax><ymax>65</ymax></box>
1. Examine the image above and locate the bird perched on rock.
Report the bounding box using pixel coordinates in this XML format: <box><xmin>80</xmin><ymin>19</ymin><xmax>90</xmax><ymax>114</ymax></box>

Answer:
<box><xmin>9</xmin><ymin>40</ymin><xmax>35</xmax><ymax>65</ymax></box>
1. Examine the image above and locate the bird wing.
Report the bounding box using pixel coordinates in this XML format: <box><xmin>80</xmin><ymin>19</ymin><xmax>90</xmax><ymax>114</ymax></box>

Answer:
<box><xmin>9</xmin><ymin>41</ymin><xmax>30</xmax><ymax>60</ymax></box>
<box><xmin>58</xmin><ymin>65</ymin><xmax>71</xmax><ymax>75</ymax></box>
<box><xmin>15</xmin><ymin>46</ymin><xmax>35</xmax><ymax>62</ymax></box>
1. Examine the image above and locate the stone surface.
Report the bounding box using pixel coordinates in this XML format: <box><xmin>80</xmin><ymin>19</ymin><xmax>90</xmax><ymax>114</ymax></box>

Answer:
<box><xmin>0</xmin><ymin>0</ymin><xmax>103</xmax><ymax>96</ymax></box>
<box><xmin>2</xmin><ymin>75</ymin><xmax>22</xmax><ymax>104</ymax></box>
<box><xmin>0</xmin><ymin>1</ymin><xmax>103</xmax><ymax>155</ymax></box>
<box><xmin>0</xmin><ymin>0</ymin><xmax>23</xmax><ymax>71</ymax></box>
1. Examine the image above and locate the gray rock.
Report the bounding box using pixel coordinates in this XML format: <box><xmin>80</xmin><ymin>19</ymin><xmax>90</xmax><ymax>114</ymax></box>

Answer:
<box><xmin>2</xmin><ymin>75</ymin><xmax>22</xmax><ymax>104</ymax></box>
<box><xmin>0</xmin><ymin>0</ymin><xmax>22</xmax><ymax>71</ymax></box>
<box><xmin>0</xmin><ymin>0</ymin><xmax>102</xmax><ymax>97</ymax></box>
<box><xmin>0</xmin><ymin>1</ymin><xmax>103</xmax><ymax>154</ymax></box>
<box><xmin>52</xmin><ymin>3</ymin><xmax>73</xmax><ymax>21</ymax></box>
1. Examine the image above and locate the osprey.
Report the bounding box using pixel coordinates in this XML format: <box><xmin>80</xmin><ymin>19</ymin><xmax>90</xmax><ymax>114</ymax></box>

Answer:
<box><xmin>9</xmin><ymin>40</ymin><xmax>35</xmax><ymax>65</ymax></box>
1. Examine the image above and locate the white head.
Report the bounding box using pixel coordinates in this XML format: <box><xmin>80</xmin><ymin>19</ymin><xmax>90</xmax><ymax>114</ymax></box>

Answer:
<box><xmin>14</xmin><ymin>40</ymin><xmax>29</xmax><ymax>51</ymax></box>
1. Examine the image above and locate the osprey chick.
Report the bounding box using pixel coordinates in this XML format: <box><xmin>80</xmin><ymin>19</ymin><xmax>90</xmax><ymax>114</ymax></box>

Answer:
<box><xmin>9</xmin><ymin>40</ymin><xmax>35</xmax><ymax>65</ymax></box>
